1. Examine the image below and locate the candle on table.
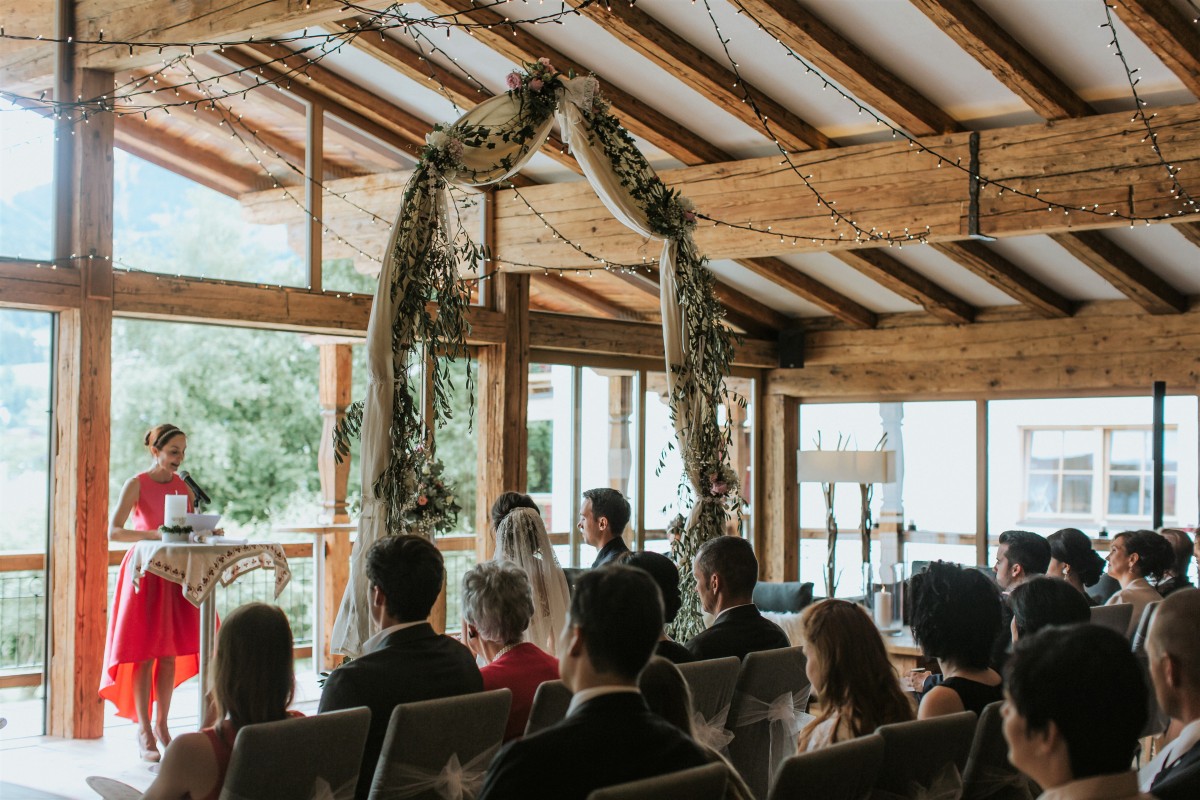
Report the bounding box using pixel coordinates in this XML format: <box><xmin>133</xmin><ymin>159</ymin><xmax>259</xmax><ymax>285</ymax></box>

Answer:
<box><xmin>164</xmin><ymin>494</ymin><xmax>188</xmax><ymax>527</ymax></box>
<box><xmin>873</xmin><ymin>589</ymin><xmax>893</xmax><ymax>627</ymax></box>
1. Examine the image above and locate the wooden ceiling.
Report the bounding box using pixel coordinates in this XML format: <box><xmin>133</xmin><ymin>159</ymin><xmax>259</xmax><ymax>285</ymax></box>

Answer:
<box><xmin>2</xmin><ymin>0</ymin><xmax>1198</xmax><ymax>338</ymax></box>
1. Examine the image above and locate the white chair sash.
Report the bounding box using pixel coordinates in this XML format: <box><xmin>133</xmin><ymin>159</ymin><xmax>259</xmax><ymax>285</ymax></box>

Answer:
<box><xmin>373</xmin><ymin>746</ymin><xmax>499</xmax><ymax>800</ymax></box>
<box><xmin>876</xmin><ymin>763</ymin><xmax>965</xmax><ymax>800</ymax></box>
<box><xmin>964</xmin><ymin>766</ymin><xmax>1032</xmax><ymax>800</ymax></box>
<box><xmin>732</xmin><ymin>692</ymin><xmax>813</xmax><ymax>781</ymax></box>
<box><xmin>690</xmin><ymin>704</ymin><xmax>735</xmax><ymax>752</ymax></box>
<box><xmin>221</xmin><ymin>776</ymin><xmax>357</xmax><ymax>800</ymax></box>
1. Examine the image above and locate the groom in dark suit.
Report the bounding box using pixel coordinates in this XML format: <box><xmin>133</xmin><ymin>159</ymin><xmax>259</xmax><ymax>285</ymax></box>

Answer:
<box><xmin>685</xmin><ymin>535</ymin><xmax>790</xmax><ymax>661</ymax></box>
<box><xmin>1143</xmin><ymin>588</ymin><xmax>1200</xmax><ymax>800</ymax></box>
<box><xmin>319</xmin><ymin>535</ymin><xmax>482</xmax><ymax>800</ymax></box>
<box><xmin>478</xmin><ymin>565</ymin><xmax>708</xmax><ymax>800</ymax></box>
<box><xmin>580</xmin><ymin>487</ymin><xmax>631</xmax><ymax>567</ymax></box>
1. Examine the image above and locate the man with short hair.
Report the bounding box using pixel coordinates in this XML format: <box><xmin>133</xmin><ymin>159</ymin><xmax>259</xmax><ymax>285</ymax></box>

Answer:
<box><xmin>1141</xmin><ymin>589</ymin><xmax>1200</xmax><ymax>799</ymax></box>
<box><xmin>580</xmin><ymin>487</ymin><xmax>631</xmax><ymax>567</ymax></box>
<box><xmin>995</xmin><ymin>530</ymin><xmax>1052</xmax><ymax>592</ymax></box>
<box><xmin>320</xmin><ymin>535</ymin><xmax>483</xmax><ymax>800</ymax></box>
<box><xmin>685</xmin><ymin>535</ymin><xmax>789</xmax><ymax>662</ymax></box>
<box><xmin>477</xmin><ymin>566</ymin><xmax>708</xmax><ymax>800</ymax></box>
<box><xmin>1002</xmin><ymin>624</ymin><xmax>1150</xmax><ymax>799</ymax></box>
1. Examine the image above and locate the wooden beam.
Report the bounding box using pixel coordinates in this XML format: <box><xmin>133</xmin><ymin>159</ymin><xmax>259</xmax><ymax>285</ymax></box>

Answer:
<box><xmin>1111</xmin><ymin>0</ymin><xmax>1200</xmax><ymax>97</ymax></box>
<box><xmin>114</xmin><ymin>118</ymin><xmax>266</xmax><ymax>196</ymax></box>
<box><xmin>737</xmin><ymin>0</ymin><xmax>960</xmax><ymax>136</ymax></box>
<box><xmin>833</xmin><ymin>249</ymin><xmax>975</xmax><ymax>324</ymax></box>
<box><xmin>335</xmin><ymin>19</ymin><xmax>580</xmax><ymax>174</ymax></box>
<box><xmin>760</xmin><ymin>394</ymin><xmax>799</xmax><ymax>582</ymax></box>
<box><xmin>0</xmin><ymin>261</ymin><xmax>82</xmax><ymax>309</ymax></box>
<box><xmin>419</xmin><ymin>0</ymin><xmax>732</xmax><ymax>165</ymax></box>
<box><xmin>734</xmin><ymin>257</ymin><xmax>878</xmax><ymax>329</ymax></box>
<box><xmin>532</xmin><ymin>274</ymin><xmax>646</xmax><ymax>321</ymax></box>
<box><xmin>567</xmin><ymin>0</ymin><xmax>831</xmax><ymax>152</ymax></box>
<box><xmin>767</xmin><ymin>300</ymin><xmax>1200</xmax><ymax>399</ymax></box>
<box><xmin>1051</xmin><ymin>231</ymin><xmax>1188</xmax><ymax>315</ymax></box>
<box><xmin>1176</xmin><ymin>222</ymin><xmax>1200</xmax><ymax>248</ymax></box>
<box><xmin>909</xmin><ymin>0</ymin><xmax>1093</xmax><ymax>120</ymax></box>
<box><xmin>934</xmin><ymin>241</ymin><xmax>1074</xmax><ymax>318</ymax></box>
<box><xmin>491</xmin><ymin>103</ymin><xmax>1200</xmax><ymax>265</ymax></box>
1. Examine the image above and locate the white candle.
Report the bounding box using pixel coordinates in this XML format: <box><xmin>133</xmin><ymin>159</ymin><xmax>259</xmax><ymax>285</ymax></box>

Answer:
<box><xmin>164</xmin><ymin>494</ymin><xmax>188</xmax><ymax>527</ymax></box>
<box><xmin>873</xmin><ymin>590</ymin><xmax>894</xmax><ymax>627</ymax></box>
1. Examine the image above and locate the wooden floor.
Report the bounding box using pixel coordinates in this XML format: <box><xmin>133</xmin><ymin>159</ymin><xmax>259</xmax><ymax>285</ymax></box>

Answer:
<box><xmin>0</xmin><ymin>664</ymin><xmax>322</xmax><ymax>799</ymax></box>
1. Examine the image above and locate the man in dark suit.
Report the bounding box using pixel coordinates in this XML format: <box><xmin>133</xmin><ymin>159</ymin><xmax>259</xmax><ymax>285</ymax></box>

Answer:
<box><xmin>580</xmin><ymin>487</ymin><xmax>631</xmax><ymax>567</ymax></box>
<box><xmin>685</xmin><ymin>535</ymin><xmax>789</xmax><ymax>661</ymax></box>
<box><xmin>1142</xmin><ymin>588</ymin><xmax>1200</xmax><ymax>800</ymax></box>
<box><xmin>319</xmin><ymin>535</ymin><xmax>482</xmax><ymax>800</ymax></box>
<box><xmin>477</xmin><ymin>565</ymin><xmax>708</xmax><ymax>800</ymax></box>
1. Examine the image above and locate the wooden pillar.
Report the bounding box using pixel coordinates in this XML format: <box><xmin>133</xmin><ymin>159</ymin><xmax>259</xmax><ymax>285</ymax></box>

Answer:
<box><xmin>607</xmin><ymin>375</ymin><xmax>633</xmax><ymax>494</ymax></box>
<box><xmin>727</xmin><ymin>391</ymin><xmax>750</xmax><ymax>536</ymax></box>
<box><xmin>48</xmin><ymin>68</ymin><xmax>114</xmax><ymax>739</ymax></box>
<box><xmin>759</xmin><ymin>394</ymin><xmax>798</xmax><ymax>582</ymax></box>
<box><xmin>315</xmin><ymin>342</ymin><xmax>353</xmax><ymax>524</ymax></box>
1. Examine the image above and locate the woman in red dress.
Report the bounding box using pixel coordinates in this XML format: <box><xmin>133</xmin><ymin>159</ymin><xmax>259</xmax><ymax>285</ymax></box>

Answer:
<box><xmin>100</xmin><ymin>423</ymin><xmax>202</xmax><ymax>761</ymax></box>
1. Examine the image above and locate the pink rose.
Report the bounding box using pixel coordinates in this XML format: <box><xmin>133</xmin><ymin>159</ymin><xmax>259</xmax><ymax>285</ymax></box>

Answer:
<box><xmin>683</xmin><ymin>210</ymin><xmax>696</xmax><ymax>223</ymax></box>
<box><xmin>710</xmin><ymin>480</ymin><xmax>728</xmax><ymax>496</ymax></box>
<box><xmin>505</xmin><ymin>72</ymin><xmax>522</xmax><ymax>90</ymax></box>
<box><xmin>529</xmin><ymin>78</ymin><xmax>544</xmax><ymax>91</ymax></box>
<box><xmin>418</xmin><ymin>495</ymin><xmax>429</xmax><ymax>506</ymax></box>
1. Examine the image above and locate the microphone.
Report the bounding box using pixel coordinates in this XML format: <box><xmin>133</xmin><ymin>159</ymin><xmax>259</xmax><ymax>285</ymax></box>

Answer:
<box><xmin>179</xmin><ymin>471</ymin><xmax>212</xmax><ymax>509</ymax></box>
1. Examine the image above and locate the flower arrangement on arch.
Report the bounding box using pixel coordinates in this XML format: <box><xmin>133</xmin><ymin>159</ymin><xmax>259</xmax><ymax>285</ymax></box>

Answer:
<box><xmin>398</xmin><ymin>446</ymin><xmax>462</xmax><ymax>537</ymax></box>
<box><xmin>505</xmin><ymin>57</ymin><xmax>566</xmax><ymax>125</ymax></box>
<box><xmin>423</xmin><ymin>123</ymin><xmax>467</xmax><ymax>172</ymax></box>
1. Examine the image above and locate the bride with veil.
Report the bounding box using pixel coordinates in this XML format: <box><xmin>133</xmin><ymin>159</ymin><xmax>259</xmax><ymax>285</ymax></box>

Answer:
<box><xmin>492</xmin><ymin>499</ymin><xmax>571</xmax><ymax>655</ymax></box>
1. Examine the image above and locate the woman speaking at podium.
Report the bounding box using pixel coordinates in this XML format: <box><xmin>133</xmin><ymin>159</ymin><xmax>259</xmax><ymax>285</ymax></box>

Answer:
<box><xmin>99</xmin><ymin>423</ymin><xmax>202</xmax><ymax>762</ymax></box>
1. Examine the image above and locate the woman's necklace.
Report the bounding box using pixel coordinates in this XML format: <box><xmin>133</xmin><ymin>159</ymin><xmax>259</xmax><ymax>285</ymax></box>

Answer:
<box><xmin>492</xmin><ymin>642</ymin><xmax>521</xmax><ymax>662</ymax></box>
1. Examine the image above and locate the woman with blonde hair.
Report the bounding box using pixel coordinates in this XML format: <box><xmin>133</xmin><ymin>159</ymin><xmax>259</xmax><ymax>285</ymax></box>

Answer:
<box><xmin>798</xmin><ymin>599</ymin><xmax>914</xmax><ymax>751</ymax></box>
<box><xmin>142</xmin><ymin>603</ymin><xmax>299</xmax><ymax>800</ymax></box>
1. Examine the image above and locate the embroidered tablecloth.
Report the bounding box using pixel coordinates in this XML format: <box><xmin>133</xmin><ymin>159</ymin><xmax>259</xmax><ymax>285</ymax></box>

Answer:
<box><xmin>130</xmin><ymin>541</ymin><xmax>291</xmax><ymax>607</ymax></box>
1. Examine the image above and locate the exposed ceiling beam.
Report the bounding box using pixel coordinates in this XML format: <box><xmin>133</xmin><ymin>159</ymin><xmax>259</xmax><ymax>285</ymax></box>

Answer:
<box><xmin>1051</xmin><ymin>231</ymin><xmax>1188</xmax><ymax>315</ymax></box>
<box><xmin>736</xmin><ymin>0</ymin><xmax>961</xmax><ymax>136</ymax></box>
<box><xmin>733</xmin><ymin>257</ymin><xmax>878</xmax><ymax>328</ymax></box>
<box><xmin>933</xmin><ymin>241</ymin><xmax>1074</xmax><ymax>318</ymax></box>
<box><xmin>1111</xmin><ymin>0</ymin><xmax>1200</xmax><ymax>97</ymax></box>
<box><xmin>1175</xmin><ymin>222</ymin><xmax>1200</xmax><ymax>248</ymax></box>
<box><xmin>909</xmin><ymin>0</ymin><xmax>1093</xmax><ymax>120</ymax></box>
<box><xmin>419</xmin><ymin>0</ymin><xmax>732</xmax><ymax>165</ymax></box>
<box><xmin>114</xmin><ymin>118</ymin><xmax>266</xmax><ymax>196</ymax></box>
<box><xmin>334</xmin><ymin>19</ymin><xmax>581</xmax><ymax>175</ymax></box>
<box><xmin>565</xmin><ymin>0</ymin><xmax>831</xmax><ymax>152</ymax></box>
<box><xmin>833</xmin><ymin>249</ymin><xmax>975</xmax><ymax>325</ymax></box>
<box><xmin>607</xmin><ymin>265</ymin><xmax>787</xmax><ymax>338</ymax></box>
<box><xmin>532</xmin><ymin>275</ymin><xmax>646</xmax><ymax>321</ymax></box>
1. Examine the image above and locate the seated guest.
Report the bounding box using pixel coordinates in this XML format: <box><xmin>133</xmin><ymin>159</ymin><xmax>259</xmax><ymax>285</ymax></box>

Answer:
<box><xmin>1105</xmin><ymin>530</ymin><xmax>1173</xmax><ymax>636</ymax></box>
<box><xmin>492</xmin><ymin>504</ymin><xmax>570</xmax><ymax>655</ymax></box>
<box><xmin>320</xmin><ymin>535</ymin><xmax>482</xmax><ymax>800</ymax></box>
<box><xmin>1047</xmin><ymin>528</ymin><xmax>1107</xmax><ymax>604</ymax></box>
<box><xmin>995</xmin><ymin>530</ymin><xmax>1052</xmax><ymax>593</ymax></box>
<box><xmin>1009</xmin><ymin>577</ymin><xmax>1091</xmax><ymax>642</ymax></box>
<box><xmin>1155</xmin><ymin>529</ymin><xmax>1195</xmax><ymax>598</ymax></box>
<box><xmin>477</xmin><ymin>566</ymin><xmax>708</xmax><ymax>800</ymax></box>
<box><xmin>1141</xmin><ymin>589</ymin><xmax>1200</xmax><ymax>799</ymax></box>
<box><xmin>623</xmin><ymin>551</ymin><xmax>694</xmax><ymax>664</ymax></box>
<box><xmin>580</xmin><ymin>487</ymin><xmax>632</xmax><ymax>567</ymax></box>
<box><xmin>1003</xmin><ymin>624</ymin><xmax>1149</xmax><ymax>799</ymax></box>
<box><xmin>685</xmin><ymin>536</ymin><xmax>789</xmax><ymax>661</ymax></box>
<box><xmin>797</xmin><ymin>599</ymin><xmax>914</xmax><ymax>751</ymax></box>
<box><xmin>461</xmin><ymin>560</ymin><xmax>560</xmax><ymax>742</ymax></box>
<box><xmin>911</xmin><ymin>561</ymin><xmax>1004</xmax><ymax>718</ymax></box>
<box><xmin>143</xmin><ymin>603</ymin><xmax>298</xmax><ymax>800</ymax></box>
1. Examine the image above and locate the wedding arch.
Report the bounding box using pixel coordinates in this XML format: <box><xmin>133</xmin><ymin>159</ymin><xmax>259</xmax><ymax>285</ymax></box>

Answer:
<box><xmin>332</xmin><ymin>59</ymin><xmax>741</xmax><ymax>655</ymax></box>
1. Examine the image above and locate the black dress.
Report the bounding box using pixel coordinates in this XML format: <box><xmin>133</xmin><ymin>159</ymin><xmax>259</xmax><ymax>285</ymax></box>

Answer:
<box><xmin>941</xmin><ymin>676</ymin><xmax>1003</xmax><ymax>717</ymax></box>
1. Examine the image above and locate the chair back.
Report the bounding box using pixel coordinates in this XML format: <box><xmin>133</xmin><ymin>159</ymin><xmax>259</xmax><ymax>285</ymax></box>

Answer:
<box><xmin>676</xmin><ymin>657</ymin><xmax>741</xmax><ymax>750</ymax></box>
<box><xmin>768</xmin><ymin>735</ymin><xmax>885</xmax><ymax>800</ymax></box>
<box><xmin>524</xmin><ymin>679</ymin><xmax>573</xmax><ymax>737</ymax></box>
<box><xmin>873</xmin><ymin>712</ymin><xmax>977</xmax><ymax>799</ymax></box>
<box><xmin>219</xmin><ymin>708</ymin><xmax>371</xmax><ymax>800</ymax></box>
<box><xmin>726</xmin><ymin>646</ymin><xmax>812</xmax><ymax>799</ymax></box>
<box><xmin>1090</xmin><ymin>604</ymin><xmax>1133</xmax><ymax>636</ymax></box>
<box><xmin>962</xmin><ymin>702</ymin><xmax>1032</xmax><ymax>800</ymax></box>
<box><xmin>1131</xmin><ymin>601</ymin><xmax>1161</xmax><ymax>655</ymax></box>
<box><xmin>586</xmin><ymin>763</ymin><xmax>730</xmax><ymax>800</ymax></box>
<box><xmin>368</xmin><ymin>689</ymin><xmax>511</xmax><ymax>800</ymax></box>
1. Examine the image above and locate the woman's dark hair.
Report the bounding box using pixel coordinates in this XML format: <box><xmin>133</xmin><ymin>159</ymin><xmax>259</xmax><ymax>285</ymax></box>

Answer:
<box><xmin>1047</xmin><ymin>528</ymin><xmax>1105</xmax><ymax>587</ymax></box>
<box><xmin>212</xmin><ymin>603</ymin><xmax>294</xmax><ymax>726</ymax></box>
<box><xmin>144</xmin><ymin>423</ymin><xmax>185</xmax><ymax>451</ymax></box>
<box><xmin>489</xmin><ymin>492</ymin><xmax>539</xmax><ymax>531</ymax></box>
<box><xmin>910</xmin><ymin>561</ymin><xmax>1002</xmax><ymax>670</ymax></box>
<box><xmin>1114</xmin><ymin>530</ymin><xmax>1175</xmax><ymax>581</ymax></box>
<box><xmin>623</xmin><ymin>551</ymin><xmax>682</xmax><ymax>625</ymax></box>
<box><xmin>1160</xmin><ymin>529</ymin><xmax>1194</xmax><ymax>578</ymax></box>
<box><xmin>1010</xmin><ymin>577</ymin><xmax>1091</xmax><ymax>638</ymax></box>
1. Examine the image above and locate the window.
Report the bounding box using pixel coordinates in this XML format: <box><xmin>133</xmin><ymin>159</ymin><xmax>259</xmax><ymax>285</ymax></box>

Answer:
<box><xmin>0</xmin><ymin>100</ymin><xmax>54</xmax><ymax>260</ymax></box>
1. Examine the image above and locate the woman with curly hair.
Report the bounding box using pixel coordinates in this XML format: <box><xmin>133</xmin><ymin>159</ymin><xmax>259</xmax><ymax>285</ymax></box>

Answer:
<box><xmin>797</xmin><ymin>599</ymin><xmax>914</xmax><ymax>751</ymax></box>
<box><xmin>910</xmin><ymin>561</ymin><xmax>1004</xmax><ymax>719</ymax></box>
<box><xmin>1105</xmin><ymin>529</ymin><xmax>1173</xmax><ymax>635</ymax></box>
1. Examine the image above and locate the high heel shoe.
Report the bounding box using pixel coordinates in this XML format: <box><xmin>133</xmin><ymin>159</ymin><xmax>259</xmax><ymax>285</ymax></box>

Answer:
<box><xmin>137</xmin><ymin>729</ymin><xmax>160</xmax><ymax>763</ymax></box>
<box><xmin>153</xmin><ymin>720</ymin><xmax>172</xmax><ymax>749</ymax></box>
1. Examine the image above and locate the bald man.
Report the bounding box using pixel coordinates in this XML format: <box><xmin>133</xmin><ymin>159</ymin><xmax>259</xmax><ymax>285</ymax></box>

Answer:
<box><xmin>1141</xmin><ymin>589</ymin><xmax>1200</xmax><ymax>800</ymax></box>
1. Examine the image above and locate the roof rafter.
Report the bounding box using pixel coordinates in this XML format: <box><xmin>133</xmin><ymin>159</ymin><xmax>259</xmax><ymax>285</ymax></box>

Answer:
<box><xmin>1175</xmin><ymin>222</ymin><xmax>1200</xmax><ymax>249</ymax></box>
<box><xmin>1110</xmin><ymin>0</ymin><xmax>1200</xmax><ymax>98</ymax></box>
<box><xmin>732</xmin><ymin>257</ymin><xmax>877</xmax><ymax>328</ymax></box>
<box><xmin>833</xmin><ymin>249</ymin><xmax>975</xmax><ymax>324</ymax></box>
<box><xmin>933</xmin><ymin>241</ymin><xmax>1074</xmax><ymax>318</ymax></box>
<box><xmin>115</xmin><ymin>118</ymin><xmax>267</xmax><ymax>196</ymax></box>
<box><xmin>1051</xmin><ymin>231</ymin><xmax>1187</xmax><ymax>315</ymax></box>
<box><xmin>532</xmin><ymin>274</ymin><xmax>647</xmax><ymax>321</ymax></box>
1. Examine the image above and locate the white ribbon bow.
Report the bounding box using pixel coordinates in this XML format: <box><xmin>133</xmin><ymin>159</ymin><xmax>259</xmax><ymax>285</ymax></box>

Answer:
<box><xmin>374</xmin><ymin>746</ymin><xmax>498</xmax><ymax>800</ymax></box>
<box><xmin>733</xmin><ymin>691</ymin><xmax>814</xmax><ymax>784</ymax></box>
<box><xmin>691</xmin><ymin>704</ymin><xmax>735</xmax><ymax>752</ymax></box>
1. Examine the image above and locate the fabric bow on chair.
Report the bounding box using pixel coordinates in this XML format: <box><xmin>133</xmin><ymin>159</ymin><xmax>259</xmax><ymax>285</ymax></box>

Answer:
<box><xmin>374</xmin><ymin>746</ymin><xmax>498</xmax><ymax>800</ymax></box>
<box><xmin>733</xmin><ymin>691</ymin><xmax>813</xmax><ymax>782</ymax></box>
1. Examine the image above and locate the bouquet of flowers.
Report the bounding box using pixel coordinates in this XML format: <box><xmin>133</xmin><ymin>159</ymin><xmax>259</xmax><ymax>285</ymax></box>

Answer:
<box><xmin>399</xmin><ymin>446</ymin><xmax>462</xmax><ymax>537</ymax></box>
<box><xmin>505</xmin><ymin>57</ymin><xmax>565</xmax><ymax>124</ymax></box>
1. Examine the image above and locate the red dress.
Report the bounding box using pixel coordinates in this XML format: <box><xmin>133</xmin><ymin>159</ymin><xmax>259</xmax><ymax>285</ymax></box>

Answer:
<box><xmin>99</xmin><ymin>472</ymin><xmax>202</xmax><ymax>721</ymax></box>
<box><xmin>480</xmin><ymin>642</ymin><xmax>561</xmax><ymax>741</ymax></box>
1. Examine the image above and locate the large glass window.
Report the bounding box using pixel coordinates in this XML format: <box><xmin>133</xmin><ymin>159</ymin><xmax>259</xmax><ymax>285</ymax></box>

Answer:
<box><xmin>0</xmin><ymin>100</ymin><xmax>54</xmax><ymax>260</ymax></box>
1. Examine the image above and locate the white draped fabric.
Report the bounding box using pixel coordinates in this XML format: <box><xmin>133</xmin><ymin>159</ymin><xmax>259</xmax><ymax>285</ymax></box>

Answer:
<box><xmin>493</xmin><ymin>507</ymin><xmax>570</xmax><ymax>654</ymax></box>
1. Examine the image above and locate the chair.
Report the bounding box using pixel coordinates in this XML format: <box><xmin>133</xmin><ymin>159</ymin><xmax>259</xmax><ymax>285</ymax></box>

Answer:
<box><xmin>1090</xmin><ymin>603</ymin><xmax>1134</xmax><ymax>636</ymax></box>
<box><xmin>962</xmin><ymin>702</ymin><xmax>1033</xmax><ymax>800</ymax></box>
<box><xmin>586</xmin><ymin>763</ymin><xmax>730</xmax><ymax>800</ymax></box>
<box><xmin>768</xmin><ymin>734</ymin><xmax>885</xmax><ymax>800</ymax></box>
<box><xmin>676</xmin><ymin>656</ymin><xmax>741</xmax><ymax>750</ymax></box>
<box><xmin>524</xmin><ymin>679</ymin><xmax>573</xmax><ymax>736</ymax></box>
<box><xmin>1131</xmin><ymin>601</ymin><xmax>1161</xmax><ymax>655</ymax></box>
<box><xmin>725</xmin><ymin>646</ymin><xmax>812</xmax><ymax>799</ymax></box>
<box><xmin>873</xmin><ymin>712</ymin><xmax>977</xmax><ymax>800</ymax></box>
<box><xmin>368</xmin><ymin>689</ymin><xmax>511</xmax><ymax>800</ymax></box>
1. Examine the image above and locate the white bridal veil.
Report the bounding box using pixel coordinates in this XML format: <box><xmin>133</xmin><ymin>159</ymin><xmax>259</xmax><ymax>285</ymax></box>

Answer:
<box><xmin>494</xmin><ymin>507</ymin><xmax>570</xmax><ymax>655</ymax></box>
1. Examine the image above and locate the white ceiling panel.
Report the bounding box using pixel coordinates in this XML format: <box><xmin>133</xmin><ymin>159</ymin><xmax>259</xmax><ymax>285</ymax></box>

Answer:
<box><xmin>996</xmin><ymin>235</ymin><xmax>1127</xmax><ymax>301</ymax></box>
<box><xmin>886</xmin><ymin>245</ymin><xmax>1017</xmax><ymax>308</ymax></box>
<box><xmin>1101</xmin><ymin>225</ymin><xmax>1200</xmax><ymax>294</ymax></box>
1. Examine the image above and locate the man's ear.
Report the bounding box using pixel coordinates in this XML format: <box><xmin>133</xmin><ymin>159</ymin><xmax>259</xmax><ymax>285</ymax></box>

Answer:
<box><xmin>596</xmin><ymin>514</ymin><xmax>609</xmax><ymax>534</ymax></box>
<box><xmin>1033</xmin><ymin>718</ymin><xmax>1063</xmax><ymax>759</ymax></box>
<box><xmin>370</xmin><ymin>585</ymin><xmax>385</xmax><ymax>611</ymax></box>
<box><xmin>566</xmin><ymin>624</ymin><xmax>586</xmax><ymax>659</ymax></box>
<box><xmin>1164</xmin><ymin>652</ymin><xmax>1184</xmax><ymax>690</ymax></box>
<box><xmin>1011</xmin><ymin>564</ymin><xmax>1025</xmax><ymax>581</ymax></box>
<box><xmin>709</xmin><ymin>571</ymin><xmax>722</xmax><ymax>595</ymax></box>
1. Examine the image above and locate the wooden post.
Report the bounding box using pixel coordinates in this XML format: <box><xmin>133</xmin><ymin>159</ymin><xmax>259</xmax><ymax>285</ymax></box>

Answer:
<box><xmin>316</xmin><ymin>342</ymin><xmax>353</xmax><ymax>525</ymax></box>
<box><xmin>48</xmin><ymin>68</ymin><xmax>114</xmax><ymax>739</ymax></box>
<box><xmin>759</xmin><ymin>394</ymin><xmax>799</xmax><ymax>582</ymax></box>
<box><xmin>607</xmin><ymin>375</ymin><xmax>633</xmax><ymax>494</ymax></box>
